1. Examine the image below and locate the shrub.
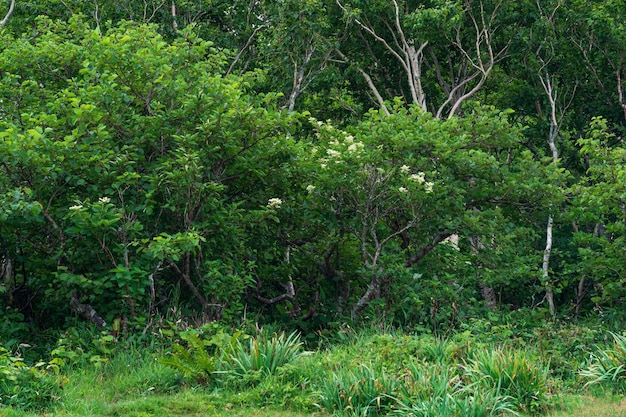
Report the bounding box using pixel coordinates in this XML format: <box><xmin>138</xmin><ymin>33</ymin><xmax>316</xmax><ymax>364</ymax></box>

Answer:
<box><xmin>159</xmin><ymin>327</ymin><xmax>244</xmax><ymax>384</ymax></box>
<box><xmin>0</xmin><ymin>346</ymin><xmax>63</xmax><ymax>410</ymax></box>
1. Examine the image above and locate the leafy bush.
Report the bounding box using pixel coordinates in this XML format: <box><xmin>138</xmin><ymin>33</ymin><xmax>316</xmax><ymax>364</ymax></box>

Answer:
<box><xmin>580</xmin><ymin>332</ymin><xmax>626</xmax><ymax>393</ymax></box>
<box><xmin>159</xmin><ymin>327</ymin><xmax>244</xmax><ymax>384</ymax></box>
<box><xmin>0</xmin><ymin>346</ymin><xmax>63</xmax><ymax>410</ymax></box>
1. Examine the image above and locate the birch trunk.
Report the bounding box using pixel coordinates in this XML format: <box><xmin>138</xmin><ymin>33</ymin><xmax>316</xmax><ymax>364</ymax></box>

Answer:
<box><xmin>540</xmin><ymin>70</ymin><xmax>559</xmax><ymax>317</ymax></box>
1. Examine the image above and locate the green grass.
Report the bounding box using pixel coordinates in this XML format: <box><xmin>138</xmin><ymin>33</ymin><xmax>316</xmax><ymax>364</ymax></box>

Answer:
<box><xmin>544</xmin><ymin>395</ymin><xmax>626</xmax><ymax>417</ymax></box>
<box><xmin>0</xmin><ymin>390</ymin><xmax>321</xmax><ymax>417</ymax></box>
<box><xmin>2</xmin><ymin>325</ymin><xmax>626</xmax><ymax>417</ymax></box>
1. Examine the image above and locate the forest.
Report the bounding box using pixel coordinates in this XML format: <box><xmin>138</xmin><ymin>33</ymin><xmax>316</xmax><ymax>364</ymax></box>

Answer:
<box><xmin>0</xmin><ymin>1</ymin><xmax>625</xmax><ymax>416</ymax></box>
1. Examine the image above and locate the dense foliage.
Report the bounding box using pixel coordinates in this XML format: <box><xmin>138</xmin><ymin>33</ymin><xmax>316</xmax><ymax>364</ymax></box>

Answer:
<box><xmin>0</xmin><ymin>0</ymin><xmax>624</xmax><ymax>369</ymax></box>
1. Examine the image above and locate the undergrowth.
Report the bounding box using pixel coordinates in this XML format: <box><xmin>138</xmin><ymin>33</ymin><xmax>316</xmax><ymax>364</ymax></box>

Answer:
<box><xmin>1</xmin><ymin>317</ymin><xmax>625</xmax><ymax>416</ymax></box>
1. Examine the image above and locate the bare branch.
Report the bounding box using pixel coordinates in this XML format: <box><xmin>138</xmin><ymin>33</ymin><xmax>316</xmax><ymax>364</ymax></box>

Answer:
<box><xmin>336</xmin><ymin>49</ymin><xmax>389</xmax><ymax>115</ymax></box>
<box><xmin>442</xmin><ymin>0</ymin><xmax>509</xmax><ymax>118</ymax></box>
<box><xmin>0</xmin><ymin>0</ymin><xmax>15</xmax><ymax>27</ymax></box>
<box><xmin>406</xmin><ymin>231</ymin><xmax>454</xmax><ymax>266</ymax></box>
<box><xmin>226</xmin><ymin>24</ymin><xmax>267</xmax><ymax>76</ymax></box>
<box><xmin>145</xmin><ymin>0</ymin><xmax>166</xmax><ymax>23</ymax></box>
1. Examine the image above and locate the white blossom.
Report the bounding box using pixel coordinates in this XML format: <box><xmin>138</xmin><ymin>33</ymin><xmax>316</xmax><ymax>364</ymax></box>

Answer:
<box><xmin>69</xmin><ymin>204</ymin><xmax>83</xmax><ymax>211</ymax></box>
<box><xmin>98</xmin><ymin>197</ymin><xmax>111</xmax><ymax>204</ymax></box>
<box><xmin>267</xmin><ymin>198</ymin><xmax>283</xmax><ymax>209</ymax></box>
<box><xmin>306</xmin><ymin>185</ymin><xmax>316</xmax><ymax>193</ymax></box>
<box><xmin>327</xmin><ymin>149</ymin><xmax>341</xmax><ymax>158</ymax></box>
<box><xmin>424</xmin><ymin>182</ymin><xmax>434</xmax><ymax>193</ymax></box>
<box><xmin>399</xmin><ymin>187</ymin><xmax>408</xmax><ymax>193</ymax></box>
<box><xmin>400</xmin><ymin>165</ymin><xmax>410</xmax><ymax>173</ymax></box>
<box><xmin>409</xmin><ymin>172</ymin><xmax>426</xmax><ymax>183</ymax></box>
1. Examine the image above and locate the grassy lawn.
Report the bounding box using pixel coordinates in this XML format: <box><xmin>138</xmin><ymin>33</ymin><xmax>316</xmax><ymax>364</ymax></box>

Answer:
<box><xmin>2</xmin><ymin>393</ymin><xmax>625</xmax><ymax>417</ymax></box>
<box><xmin>546</xmin><ymin>396</ymin><xmax>626</xmax><ymax>417</ymax></box>
<box><xmin>0</xmin><ymin>389</ymin><xmax>325</xmax><ymax>417</ymax></box>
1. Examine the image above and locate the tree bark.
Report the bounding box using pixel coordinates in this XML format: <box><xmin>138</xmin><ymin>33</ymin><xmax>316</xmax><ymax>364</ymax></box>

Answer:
<box><xmin>70</xmin><ymin>292</ymin><xmax>107</xmax><ymax>329</ymax></box>
<box><xmin>539</xmin><ymin>67</ymin><xmax>560</xmax><ymax>318</ymax></box>
<box><xmin>542</xmin><ymin>214</ymin><xmax>556</xmax><ymax>316</ymax></box>
<box><xmin>171</xmin><ymin>1</ymin><xmax>178</xmax><ymax>31</ymax></box>
<box><xmin>618</xmin><ymin>69</ymin><xmax>626</xmax><ymax>122</ymax></box>
<box><xmin>351</xmin><ymin>273</ymin><xmax>381</xmax><ymax>319</ymax></box>
<box><xmin>470</xmin><ymin>231</ymin><xmax>497</xmax><ymax>310</ymax></box>
<box><xmin>0</xmin><ymin>0</ymin><xmax>15</xmax><ymax>27</ymax></box>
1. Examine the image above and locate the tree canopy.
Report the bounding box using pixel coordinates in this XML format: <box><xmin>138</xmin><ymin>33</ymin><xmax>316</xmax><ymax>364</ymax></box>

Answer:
<box><xmin>0</xmin><ymin>1</ymin><xmax>624</xmax><ymax>336</ymax></box>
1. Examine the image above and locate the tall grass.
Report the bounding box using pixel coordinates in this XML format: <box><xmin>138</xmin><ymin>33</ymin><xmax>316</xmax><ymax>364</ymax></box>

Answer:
<box><xmin>223</xmin><ymin>331</ymin><xmax>304</xmax><ymax>378</ymax></box>
<box><xmin>391</xmin><ymin>362</ymin><xmax>516</xmax><ymax>417</ymax></box>
<box><xmin>463</xmin><ymin>348</ymin><xmax>552</xmax><ymax>413</ymax></box>
<box><xmin>580</xmin><ymin>331</ymin><xmax>626</xmax><ymax>393</ymax></box>
<box><xmin>0</xmin><ymin>324</ymin><xmax>577</xmax><ymax>416</ymax></box>
<box><xmin>317</xmin><ymin>363</ymin><xmax>397</xmax><ymax>416</ymax></box>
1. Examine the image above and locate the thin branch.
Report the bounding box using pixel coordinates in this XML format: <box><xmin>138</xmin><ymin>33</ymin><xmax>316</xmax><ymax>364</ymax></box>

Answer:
<box><xmin>0</xmin><ymin>0</ymin><xmax>15</xmax><ymax>27</ymax></box>
<box><xmin>226</xmin><ymin>24</ymin><xmax>266</xmax><ymax>76</ymax></box>
<box><xmin>336</xmin><ymin>0</ymin><xmax>412</xmax><ymax>77</ymax></box>
<box><xmin>336</xmin><ymin>49</ymin><xmax>389</xmax><ymax>115</ymax></box>
<box><xmin>406</xmin><ymin>231</ymin><xmax>454</xmax><ymax>266</ymax></box>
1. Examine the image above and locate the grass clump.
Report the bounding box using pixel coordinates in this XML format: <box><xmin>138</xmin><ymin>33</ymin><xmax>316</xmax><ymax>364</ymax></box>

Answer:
<box><xmin>392</xmin><ymin>362</ymin><xmax>515</xmax><ymax>417</ymax></box>
<box><xmin>223</xmin><ymin>330</ymin><xmax>304</xmax><ymax>378</ymax></box>
<box><xmin>463</xmin><ymin>348</ymin><xmax>553</xmax><ymax>414</ymax></box>
<box><xmin>580</xmin><ymin>331</ymin><xmax>626</xmax><ymax>393</ymax></box>
<box><xmin>317</xmin><ymin>363</ymin><xmax>396</xmax><ymax>416</ymax></box>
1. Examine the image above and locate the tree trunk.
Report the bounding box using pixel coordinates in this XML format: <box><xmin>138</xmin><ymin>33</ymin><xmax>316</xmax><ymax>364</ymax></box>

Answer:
<box><xmin>470</xmin><ymin>233</ymin><xmax>497</xmax><ymax>310</ymax></box>
<box><xmin>351</xmin><ymin>273</ymin><xmax>381</xmax><ymax>319</ymax></box>
<box><xmin>539</xmin><ymin>67</ymin><xmax>560</xmax><ymax>318</ymax></box>
<box><xmin>542</xmin><ymin>214</ymin><xmax>556</xmax><ymax>317</ymax></box>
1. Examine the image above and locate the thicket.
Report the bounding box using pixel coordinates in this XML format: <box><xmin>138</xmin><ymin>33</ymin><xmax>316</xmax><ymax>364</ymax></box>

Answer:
<box><xmin>0</xmin><ymin>1</ymin><xmax>624</xmax><ymax>414</ymax></box>
<box><xmin>0</xmin><ymin>16</ymin><xmax>624</xmax><ymax>339</ymax></box>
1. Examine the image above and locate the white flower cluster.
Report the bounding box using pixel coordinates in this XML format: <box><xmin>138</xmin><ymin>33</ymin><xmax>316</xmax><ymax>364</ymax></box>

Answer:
<box><xmin>319</xmin><ymin>136</ymin><xmax>364</xmax><ymax>167</ymax></box>
<box><xmin>98</xmin><ymin>196</ymin><xmax>111</xmax><ymax>203</ymax></box>
<box><xmin>267</xmin><ymin>198</ymin><xmax>283</xmax><ymax>209</ymax></box>
<box><xmin>310</xmin><ymin>117</ymin><xmax>365</xmax><ymax>170</ymax></box>
<box><xmin>69</xmin><ymin>204</ymin><xmax>83</xmax><ymax>211</ymax></box>
<box><xmin>404</xmin><ymin>167</ymin><xmax>434</xmax><ymax>193</ymax></box>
